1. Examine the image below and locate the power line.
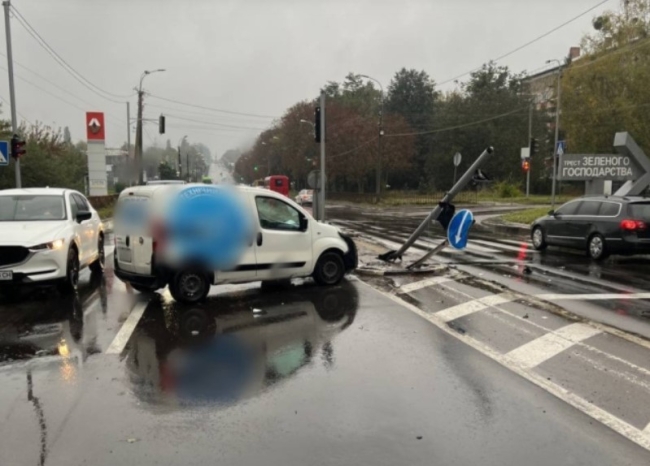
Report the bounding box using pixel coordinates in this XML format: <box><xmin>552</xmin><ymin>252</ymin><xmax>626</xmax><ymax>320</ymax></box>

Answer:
<box><xmin>171</xmin><ymin>123</ymin><xmax>265</xmax><ymax>133</ymax></box>
<box><xmin>0</xmin><ymin>94</ymin><xmax>31</xmax><ymax>125</ymax></box>
<box><xmin>328</xmin><ymin>137</ymin><xmax>379</xmax><ymax>159</ymax></box>
<box><xmin>384</xmin><ymin>107</ymin><xmax>527</xmax><ymax>137</ymax></box>
<box><xmin>147</xmin><ymin>94</ymin><xmax>278</xmax><ymax>119</ymax></box>
<box><xmin>10</xmin><ymin>5</ymin><xmax>134</xmax><ymax>102</ymax></box>
<box><xmin>437</xmin><ymin>0</ymin><xmax>612</xmax><ymax>86</ymax></box>
<box><xmin>164</xmin><ymin>113</ymin><xmax>269</xmax><ymax>130</ymax></box>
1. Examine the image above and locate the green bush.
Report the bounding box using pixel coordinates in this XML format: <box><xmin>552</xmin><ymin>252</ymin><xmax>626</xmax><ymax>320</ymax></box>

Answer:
<box><xmin>494</xmin><ymin>181</ymin><xmax>521</xmax><ymax>198</ymax></box>
<box><xmin>114</xmin><ymin>182</ymin><xmax>126</xmax><ymax>194</ymax></box>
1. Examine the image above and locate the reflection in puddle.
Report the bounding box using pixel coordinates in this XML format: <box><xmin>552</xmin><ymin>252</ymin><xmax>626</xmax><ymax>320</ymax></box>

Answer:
<box><xmin>126</xmin><ymin>282</ymin><xmax>359</xmax><ymax>408</ymax></box>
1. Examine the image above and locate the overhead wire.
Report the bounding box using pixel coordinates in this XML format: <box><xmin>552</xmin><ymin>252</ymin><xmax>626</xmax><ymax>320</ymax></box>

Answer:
<box><xmin>437</xmin><ymin>0</ymin><xmax>612</xmax><ymax>86</ymax></box>
<box><xmin>10</xmin><ymin>5</ymin><xmax>134</xmax><ymax>103</ymax></box>
<box><xmin>147</xmin><ymin>94</ymin><xmax>278</xmax><ymax>119</ymax></box>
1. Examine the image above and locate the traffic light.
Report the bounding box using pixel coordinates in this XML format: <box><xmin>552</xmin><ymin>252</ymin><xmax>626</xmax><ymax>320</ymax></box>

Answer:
<box><xmin>530</xmin><ymin>137</ymin><xmax>539</xmax><ymax>156</ymax></box>
<box><xmin>10</xmin><ymin>134</ymin><xmax>26</xmax><ymax>159</ymax></box>
<box><xmin>314</xmin><ymin>106</ymin><xmax>321</xmax><ymax>143</ymax></box>
<box><xmin>159</xmin><ymin>115</ymin><xmax>166</xmax><ymax>134</ymax></box>
<box><xmin>254</xmin><ymin>166</ymin><xmax>258</xmax><ymax>172</ymax></box>
<box><xmin>522</xmin><ymin>158</ymin><xmax>531</xmax><ymax>172</ymax></box>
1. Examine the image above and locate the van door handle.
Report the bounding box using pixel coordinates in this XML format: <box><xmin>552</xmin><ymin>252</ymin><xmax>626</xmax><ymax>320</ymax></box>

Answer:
<box><xmin>257</xmin><ymin>232</ymin><xmax>263</xmax><ymax>246</ymax></box>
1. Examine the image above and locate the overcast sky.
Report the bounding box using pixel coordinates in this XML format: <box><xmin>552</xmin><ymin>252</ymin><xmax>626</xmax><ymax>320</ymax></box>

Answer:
<box><xmin>0</xmin><ymin>0</ymin><xmax>613</xmax><ymax>158</ymax></box>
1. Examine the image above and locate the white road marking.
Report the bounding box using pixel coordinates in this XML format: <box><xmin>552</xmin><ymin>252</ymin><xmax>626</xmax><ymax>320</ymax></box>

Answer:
<box><xmin>537</xmin><ymin>292</ymin><xmax>650</xmax><ymax>301</ymax></box>
<box><xmin>435</xmin><ymin>293</ymin><xmax>511</xmax><ymax>323</ymax></box>
<box><xmin>398</xmin><ymin>276</ymin><xmax>452</xmax><ymax>294</ymax></box>
<box><xmin>105</xmin><ymin>301</ymin><xmax>149</xmax><ymax>355</ymax></box>
<box><xmin>506</xmin><ymin>323</ymin><xmax>601</xmax><ymax>369</ymax></box>
<box><xmin>357</xmin><ymin>281</ymin><xmax>650</xmax><ymax>452</ymax></box>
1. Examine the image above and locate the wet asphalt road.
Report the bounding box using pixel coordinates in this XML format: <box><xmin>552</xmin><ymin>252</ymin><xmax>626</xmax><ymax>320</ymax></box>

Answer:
<box><xmin>1</xmin><ymin>245</ymin><xmax>650</xmax><ymax>464</ymax></box>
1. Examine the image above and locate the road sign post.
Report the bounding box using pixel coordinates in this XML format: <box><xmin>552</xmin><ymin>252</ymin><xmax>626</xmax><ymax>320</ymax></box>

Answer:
<box><xmin>3</xmin><ymin>0</ymin><xmax>20</xmax><ymax>187</ymax></box>
<box><xmin>452</xmin><ymin>152</ymin><xmax>462</xmax><ymax>185</ymax></box>
<box><xmin>379</xmin><ymin>146</ymin><xmax>494</xmax><ymax>262</ymax></box>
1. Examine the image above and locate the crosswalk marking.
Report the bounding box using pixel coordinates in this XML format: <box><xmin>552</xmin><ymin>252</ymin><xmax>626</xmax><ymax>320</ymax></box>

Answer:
<box><xmin>398</xmin><ymin>276</ymin><xmax>452</xmax><ymax>294</ymax></box>
<box><xmin>644</xmin><ymin>422</ymin><xmax>650</xmax><ymax>436</ymax></box>
<box><xmin>536</xmin><ymin>292</ymin><xmax>650</xmax><ymax>301</ymax></box>
<box><xmin>506</xmin><ymin>323</ymin><xmax>601</xmax><ymax>369</ymax></box>
<box><xmin>435</xmin><ymin>293</ymin><xmax>511</xmax><ymax>323</ymax></box>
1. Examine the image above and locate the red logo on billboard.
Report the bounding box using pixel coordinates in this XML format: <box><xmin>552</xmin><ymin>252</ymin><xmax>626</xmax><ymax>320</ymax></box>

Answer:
<box><xmin>86</xmin><ymin>112</ymin><xmax>105</xmax><ymax>141</ymax></box>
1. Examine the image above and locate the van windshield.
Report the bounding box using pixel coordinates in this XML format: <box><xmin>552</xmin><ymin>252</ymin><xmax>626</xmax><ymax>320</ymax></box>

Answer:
<box><xmin>0</xmin><ymin>195</ymin><xmax>66</xmax><ymax>221</ymax></box>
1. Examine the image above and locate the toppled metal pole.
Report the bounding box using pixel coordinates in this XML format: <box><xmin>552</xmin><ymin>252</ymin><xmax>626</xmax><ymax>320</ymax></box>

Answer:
<box><xmin>378</xmin><ymin>146</ymin><xmax>494</xmax><ymax>261</ymax></box>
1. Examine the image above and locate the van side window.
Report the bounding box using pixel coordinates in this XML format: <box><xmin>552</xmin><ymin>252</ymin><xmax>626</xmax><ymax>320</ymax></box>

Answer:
<box><xmin>555</xmin><ymin>201</ymin><xmax>580</xmax><ymax>216</ymax></box>
<box><xmin>255</xmin><ymin>197</ymin><xmax>301</xmax><ymax>231</ymax></box>
<box><xmin>599</xmin><ymin>202</ymin><xmax>620</xmax><ymax>217</ymax></box>
<box><xmin>577</xmin><ymin>201</ymin><xmax>600</xmax><ymax>216</ymax></box>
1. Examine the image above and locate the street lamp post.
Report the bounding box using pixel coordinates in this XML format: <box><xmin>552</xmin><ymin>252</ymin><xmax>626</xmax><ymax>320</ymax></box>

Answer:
<box><xmin>360</xmin><ymin>74</ymin><xmax>384</xmax><ymax>202</ymax></box>
<box><xmin>135</xmin><ymin>68</ymin><xmax>165</xmax><ymax>184</ymax></box>
<box><xmin>177</xmin><ymin>135</ymin><xmax>187</xmax><ymax>179</ymax></box>
<box><xmin>546</xmin><ymin>59</ymin><xmax>562</xmax><ymax>209</ymax></box>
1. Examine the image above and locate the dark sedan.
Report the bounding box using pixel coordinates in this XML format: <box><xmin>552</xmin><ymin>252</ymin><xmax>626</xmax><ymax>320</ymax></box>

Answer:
<box><xmin>531</xmin><ymin>196</ymin><xmax>650</xmax><ymax>260</ymax></box>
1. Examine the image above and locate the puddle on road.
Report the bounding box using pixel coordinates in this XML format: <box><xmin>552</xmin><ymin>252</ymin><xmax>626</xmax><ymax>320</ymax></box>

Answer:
<box><xmin>124</xmin><ymin>281</ymin><xmax>359</xmax><ymax>409</ymax></box>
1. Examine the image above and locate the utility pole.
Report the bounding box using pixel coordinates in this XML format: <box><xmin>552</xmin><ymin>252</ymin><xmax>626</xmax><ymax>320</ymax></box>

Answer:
<box><xmin>360</xmin><ymin>74</ymin><xmax>384</xmax><ymax>202</ymax></box>
<box><xmin>3</xmin><ymin>0</ymin><xmax>20</xmax><ymax>188</ymax></box>
<box><xmin>126</xmin><ymin>101</ymin><xmax>132</xmax><ymax>183</ymax></box>
<box><xmin>319</xmin><ymin>91</ymin><xmax>326</xmax><ymax>221</ymax></box>
<box><xmin>135</xmin><ymin>89</ymin><xmax>144</xmax><ymax>184</ymax></box>
<box><xmin>547</xmin><ymin>59</ymin><xmax>562</xmax><ymax>209</ymax></box>
<box><xmin>527</xmin><ymin>102</ymin><xmax>533</xmax><ymax>198</ymax></box>
<box><xmin>134</xmin><ymin>69</ymin><xmax>165</xmax><ymax>185</ymax></box>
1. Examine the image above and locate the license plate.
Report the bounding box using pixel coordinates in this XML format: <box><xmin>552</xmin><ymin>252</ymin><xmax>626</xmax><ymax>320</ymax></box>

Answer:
<box><xmin>0</xmin><ymin>271</ymin><xmax>13</xmax><ymax>281</ymax></box>
<box><xmin>118</xmin><ymin>248</ymin><xmax>132</xmax><ymax>263</ymax></box>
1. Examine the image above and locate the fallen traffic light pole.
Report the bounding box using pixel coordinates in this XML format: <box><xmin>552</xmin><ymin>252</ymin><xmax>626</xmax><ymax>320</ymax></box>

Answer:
<box><xmin>378</xmin><ymin>146</ymin><xmax>494</xmax><ymax>263</ymax></box>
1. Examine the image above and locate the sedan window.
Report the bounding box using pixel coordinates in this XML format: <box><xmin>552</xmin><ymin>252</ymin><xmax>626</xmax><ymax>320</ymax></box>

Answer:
<box><xmin>628</xmin><ymin>203</ymin><xmax>650</xmax><ymax>219</ymax></box>
<box><xmin>599</xmin><ymin>202</ymin><xmax>620</xmax><ymax>217</ymax></box>
<box><xmin>555</xmin><ymin>201</ymin><xmax>580</xmax><ymax>216</ymax></box>
<box><xmin>577</xmin><ymin>201</ymin><xmax>600</xmax><ymax>216</ymax></box>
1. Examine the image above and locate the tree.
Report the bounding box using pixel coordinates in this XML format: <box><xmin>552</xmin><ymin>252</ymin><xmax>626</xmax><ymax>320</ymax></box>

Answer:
<box><xmin>158</xmin><ymin>160</ymin><xmax>177</xmax><ymax>180</ymax></box>
<box><xmin>563</xmin><ymin>0</ymin><xmax>650</xmax><ymax>153</ymax></box>
<box><xmin>63</xmin><ymin>126</ymin><xmax>71</xmax><ymax>144</ymax></box>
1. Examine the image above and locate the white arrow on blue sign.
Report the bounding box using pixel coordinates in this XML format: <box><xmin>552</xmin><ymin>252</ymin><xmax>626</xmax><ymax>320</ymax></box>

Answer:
<box><xmin>0</xmin><ymin>140</ymin><xmax>8</xmax><ymax>166</ymax></box>
<box><xmin>447</xmin><ymin>209</ymin><xmax>474</xmax><ymax>250</ymax></box>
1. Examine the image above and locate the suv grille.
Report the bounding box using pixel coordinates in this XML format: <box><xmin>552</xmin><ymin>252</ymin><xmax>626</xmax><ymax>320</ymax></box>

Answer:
<box><xmin>0</xmin><ymin>246</ymin><xmax>30</xmax><ymax>266</ymax></box>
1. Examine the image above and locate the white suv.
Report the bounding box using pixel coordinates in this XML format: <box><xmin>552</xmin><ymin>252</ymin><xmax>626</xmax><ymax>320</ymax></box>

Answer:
<box><xmin>0</xmin><ymin>188</ymin><xmax>105</xmax><ymax>293</ymax></box>
<box><xmin>113</xmin><ymin>184</ymin><xmax>357</xmax><ymax>303</ymax></box>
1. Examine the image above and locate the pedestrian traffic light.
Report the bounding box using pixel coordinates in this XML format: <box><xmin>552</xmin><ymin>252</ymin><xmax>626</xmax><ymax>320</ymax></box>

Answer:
<box><xmin>522</xmin><ymin>158</ymin><xmax>531</xmax><ymax>172</ymax></box>
<box><xmin>254</xmin><ymin>165</ymin><xmax>258</xmax><ymax>172</ymax></box>
<box><xmin>10</xmin><ymin>134</ymin><xmax>26</xmax><ymax>159</ymax></box>
<box><xmin>159</xmin><ymin>115</ymin><xmax>165</xmax><ymax>134</ymax></box>
<box><xmin>530</xmin><ymin>137</ymin><xmax>539</xmax><ymax>156</ymax></box>
<box><xmin>314</xmin><ymin>106</ymin><xmax>321</xmax><ymax>143</ymax></box>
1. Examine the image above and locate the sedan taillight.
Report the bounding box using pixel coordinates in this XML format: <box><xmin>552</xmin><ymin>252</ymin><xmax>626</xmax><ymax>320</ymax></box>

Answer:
<box><xmin>620</xmin><ymin>219</ymin><xmax>647</xmax><ymax>231</ymax></box>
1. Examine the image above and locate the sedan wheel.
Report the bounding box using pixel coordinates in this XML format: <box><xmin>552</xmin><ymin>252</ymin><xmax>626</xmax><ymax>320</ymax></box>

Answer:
<box><xmin>588</xmin><ymin>234</ymin><xmax>609</xmax><ymax>261</ymax></box>
<box><xmin>531</xmin><ymin>226</ymin><xmax>547</xmax><ymax>250</ymax></box>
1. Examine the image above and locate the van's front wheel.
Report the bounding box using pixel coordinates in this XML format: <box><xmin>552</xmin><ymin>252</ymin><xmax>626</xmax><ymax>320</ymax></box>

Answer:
<box><xmin>313</xmin><ymin>251</ymin><xmax>345</xmax><ymax>286</ymax></box>
<box><xmin>169</xmin><ymin>268</ymin><xmax>210</xmax><ymax>304</ymax></box>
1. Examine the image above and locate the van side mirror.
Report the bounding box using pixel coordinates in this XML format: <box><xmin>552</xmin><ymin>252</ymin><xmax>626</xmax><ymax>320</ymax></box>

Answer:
<box><xmin>76</xmin><ymin>210</ymin><xmax>92</xmax><ymax>223</ymax></box>
<box><xmin>299</xmin><ymin>215</ymin><xmax>308</xmax><ymax>231</ymax></box>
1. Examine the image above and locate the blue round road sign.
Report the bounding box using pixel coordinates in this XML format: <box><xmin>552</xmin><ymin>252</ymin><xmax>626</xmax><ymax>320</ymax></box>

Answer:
<box><xmin>447</xmin><ymin>209</ymin><xmax>474</xmax><ymax>250</ymax></box>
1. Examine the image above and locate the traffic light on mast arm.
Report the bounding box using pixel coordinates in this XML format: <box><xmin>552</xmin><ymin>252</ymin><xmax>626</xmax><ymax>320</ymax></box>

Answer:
<box><xmin>159</xmin><ymin>115</ymin><xmax>165</xmax><ymax>134</ymax></box>
<box><xmin>11</xmin><ymin>134</ymin><xmax>26</xmax><ymax>159</ymax></box>
<box><xmin>529</xmin><ymin>137</ymin><xmax>539</xmax><ymax>156</ymax></box>
<box><xmin>314</xmin><ymin>106</ymin><xmax>321</xmax><ymax>143</ymax></box>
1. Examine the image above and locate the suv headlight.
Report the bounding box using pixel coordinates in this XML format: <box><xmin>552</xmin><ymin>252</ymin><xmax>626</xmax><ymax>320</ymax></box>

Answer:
<box><xmin>30</xmin><ymin>239</ymin><xmax>65</xmax><ymax>251</ymax></box>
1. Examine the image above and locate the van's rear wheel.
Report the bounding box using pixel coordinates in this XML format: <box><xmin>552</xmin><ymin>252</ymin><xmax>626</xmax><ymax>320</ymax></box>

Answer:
<box><xmin>169</xmin><ymin>268</ymin><xmax>210</xmax><ymax>304</ymax></box>
<box><xmin>313</xmin><ymin>251</ymin><xmax>345</xmax><ymax>286</ymax></box>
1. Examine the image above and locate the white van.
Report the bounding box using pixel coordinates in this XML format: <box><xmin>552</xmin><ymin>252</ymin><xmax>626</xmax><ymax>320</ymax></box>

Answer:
<box><xmin>113</xmin><ymin>184</ymin><xmax>357</xmax><ymax>303</ymax></box>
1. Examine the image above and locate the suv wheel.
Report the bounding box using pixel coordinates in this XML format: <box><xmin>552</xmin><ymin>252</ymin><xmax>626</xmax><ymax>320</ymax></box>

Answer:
<box><xmin>313</xmin><ymin>251</ymin><xmax>345</xmax><ymax>286</ymax></box>
<box><xmin>58</xmin><ymin>248</ymin><xmax>79</xmax><ymax>294</ymax></box>
<box><xmin>90</xmin><ymin>235</ymin><xmax>105</xmax><ymax>275</ymax></box>
<box><xmin>169</xmin><ymin>268</ymin><xmax>210</xmax><ymax>304</ymax></box>
<box><xmin>588</xmin><ymin>233</ymin><xmax>609</xmax><ymax>261</ymax></box>
<box><xmin>531</xmin><ymin>226</ymin><xmax>547</xmax><ymax>250</ymax></box>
